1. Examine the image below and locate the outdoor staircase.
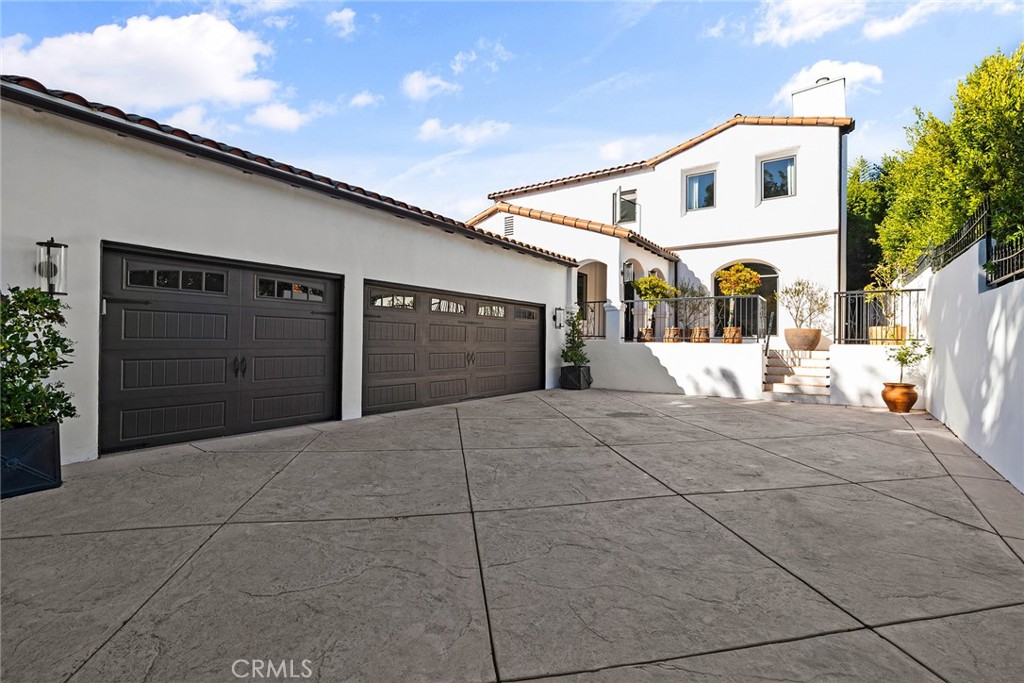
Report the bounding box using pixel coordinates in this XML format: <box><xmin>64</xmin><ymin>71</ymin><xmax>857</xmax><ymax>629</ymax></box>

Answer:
<box><xmin>763</xmin><ymin>350</ymin><xmax>831</xmax><ymax>404</ymax></box>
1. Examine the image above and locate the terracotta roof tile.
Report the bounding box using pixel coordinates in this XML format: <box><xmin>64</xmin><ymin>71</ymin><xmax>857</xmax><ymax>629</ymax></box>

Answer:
<box><xmin>0</xmin><ymin>74</ymin><xmax>577</xmax><ymax>267</ymax></box>
<box><xmin>467</xmin><ymin>202</ymin><xmax>678</xmax><ymax>262</ymax></box>
<box><xmin>489</xmin><ymin>114</ymin><xmax>855</xmax><ymax>200</ymax></box>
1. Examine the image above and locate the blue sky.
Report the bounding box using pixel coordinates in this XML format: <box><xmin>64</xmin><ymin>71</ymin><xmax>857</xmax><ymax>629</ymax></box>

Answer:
<box><xmin>2</xmin><ymin>1</ymin><xmax>1021</xmax><ymax>219</ymax></box>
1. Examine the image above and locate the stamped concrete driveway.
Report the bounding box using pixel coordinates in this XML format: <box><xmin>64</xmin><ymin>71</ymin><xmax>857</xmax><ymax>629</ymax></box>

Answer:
<box><xmin>2</xmin><ymin>390</ymin><xmax>1023</xmax><ymax>683</ymax></box>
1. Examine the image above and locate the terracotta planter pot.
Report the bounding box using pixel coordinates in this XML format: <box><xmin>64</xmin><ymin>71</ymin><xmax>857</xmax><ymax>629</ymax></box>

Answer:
<box><xmin>869</xmin><ymin>325</ymin><xmax>908</xmax><ymax>345</ymax></box>
<box><xmin>663</xmin><ymin>327</ymin><xmax>682</xmax><ymax>343</ymax></box>
<box><xmin>638</xmin><ymin>328</ymin><xmax>655</xmax><ymax>342</ymax></box>
<box><xmin>881</xmin><ymin>382</ymin><xmax>918</xmax><ymax>413</ymax></box>
<box><xmin>688</xmin><ymin>326</ymin><xmax>710</xmax><ymax>343</ymax></box>
<box><xmin>722</xmin><ymin>326</ymin><xmax>743</xmax><ymax>344</ymax></box>
<box><xmin>784</xmin><ymin>328</ymin><xmax>822</xmax><ymax>351</ymax></box>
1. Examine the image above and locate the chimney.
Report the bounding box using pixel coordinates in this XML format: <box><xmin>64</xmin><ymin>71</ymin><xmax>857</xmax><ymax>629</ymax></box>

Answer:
<box><xmin>792</xmin><ymin>77</ymin><xmax>846</xmax><ymax>117</ymax></box>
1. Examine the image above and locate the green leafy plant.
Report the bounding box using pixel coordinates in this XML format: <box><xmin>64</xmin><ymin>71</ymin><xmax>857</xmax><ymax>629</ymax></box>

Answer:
<box><xmin>560</xmin><ymin>309</ymin><xmax>589</xmax><ymax>367</ymax></box>
<box><xmin>886</xmin><ymin>339</ymin><xmax>932</xmax><ymax>384</ymax></box>
<box><xmin>776</xmin><ymin>279</ymin><xmax>830</xmax><ymax>329</ymax></box>
<box><xmin>1</xmin><ymin>287</ymin><xmax>78</xmax><ymax>429</ymax></box>
<box><xmin>631</xmin><ymin>275</ymin><xmax>678</xmax><ymax>303</ymax></box>
<box><xmin>715</xmin><ymin>264</ymin><xmax>761</xmax><ymax>296</ymax></box>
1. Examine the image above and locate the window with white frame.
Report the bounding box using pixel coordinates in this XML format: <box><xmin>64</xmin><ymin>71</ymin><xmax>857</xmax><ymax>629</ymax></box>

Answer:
<box><xmin>613</xmin><ymin>188</ymin><xmax>637</xmax><ymax>224</ymax></box>
<box><xmin>685</xmin><ymin>171</ymin><xmax>715</xmax><ymax>211</ymax></box>
<box><xmin>761</xmin><ymin>156</ymin><xmax>795</xmax><ymax>200</ymax></box>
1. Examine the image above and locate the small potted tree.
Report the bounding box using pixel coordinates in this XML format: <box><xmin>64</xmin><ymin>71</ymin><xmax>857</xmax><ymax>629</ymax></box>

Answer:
<box><xmin>715</xmin><ymin>264</ymin><xmax>761</xmax><ymax>343</ymax></box>
<box><xmin>631</xmin><ymin>275</ymin><xmax>677</xmax><ymax>342</ymax></box>
<box><xmin>559</xmin><ymin>309</ymin><xmax>592</xmax><ymax>390</ymax></box>
<box><xmin>673</xmin><ymin>281</ymin><xmax>711</xmax><ymax>342</ymax></box>
<box><xmin>2</xmin><ymin>287</ymin><xmax>78</xmax><ymax>498</ymax></box>
<box><xmin>882</xmin><ymin>340</ymin><xmax>931</xmax><ymax>413</ymax></box>
<box><xmin>776</xmin><ymin>278</ymin><xmax>830</xmax><ymax>351</ymax></box>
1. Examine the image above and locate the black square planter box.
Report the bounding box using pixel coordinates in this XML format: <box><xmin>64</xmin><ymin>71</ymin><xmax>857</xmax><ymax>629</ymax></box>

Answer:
<box><xmin>559</xmin><ymin>365</ymin><xmax>592</xmax><ymax>390</ymax></box>
<box><xmin>1</xmin><ymin>422</ymin><xmax>63</xmax><ymax>498</ymax></box>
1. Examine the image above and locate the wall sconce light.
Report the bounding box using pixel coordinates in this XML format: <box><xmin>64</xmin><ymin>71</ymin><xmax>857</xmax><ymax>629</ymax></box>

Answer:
<box><xmin>36</xmin><ymin>238</ymin><xmax>68</xmax><ymax>296</ymax></box>
<box><xmin>552</xmin><ymin>307</ymin><xmax>565</xmax><ymax>329</ymax></box>
<box><xmin>621</xmin><ymin>261</ymin><xmax>634</xmax><ymax>281</ymax></box>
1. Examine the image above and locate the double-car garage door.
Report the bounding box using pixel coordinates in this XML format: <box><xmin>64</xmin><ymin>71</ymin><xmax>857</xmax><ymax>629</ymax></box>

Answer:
<box><xmin>362</xmin><ymin>283</ymin><xmax>544</xmax><ymax>414</ymax></box>
<box><xmin>100</xmin><ymin>248</ymin><xmax>546</xmax><ymax>451</ymax></box>
<box><xmin>100</xmin><ymin>247</ymin><xmax>340</xmax><ymax>452</ymax></box>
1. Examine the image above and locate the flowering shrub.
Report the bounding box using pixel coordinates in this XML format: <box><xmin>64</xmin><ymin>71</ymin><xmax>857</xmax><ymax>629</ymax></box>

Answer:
<box><xmin>715</xmin><ymin>264</ymin><xmax>761</xmax><ymax>296</ymax></box>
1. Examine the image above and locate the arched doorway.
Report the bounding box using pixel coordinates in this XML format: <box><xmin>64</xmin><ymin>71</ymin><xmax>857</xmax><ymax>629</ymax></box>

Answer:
<box><xmin>713</xmin><ymin>262</ymin><xmax>778</xmax><ymax>336</ymax></box>
<box><xmin>576</xmin><ymin>261</ymin><xmax>608</xmax><ymax>338</ymax></box>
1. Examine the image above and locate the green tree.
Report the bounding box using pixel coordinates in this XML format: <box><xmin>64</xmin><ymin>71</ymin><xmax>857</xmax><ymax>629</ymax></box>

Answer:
<box><xmin>846</xmin><ymin>156</ymin><xmax>888</xmax><ymax>289</ymax></box>
<box><xmin>876</xmin><ymin>42</ymin><xmax>1024</xmax><ymax>279</ymax></box>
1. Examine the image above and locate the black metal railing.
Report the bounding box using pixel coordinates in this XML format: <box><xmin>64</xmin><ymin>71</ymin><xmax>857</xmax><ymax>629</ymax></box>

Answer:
<box><xmin>833</xmin><ymin>289</ymin><xmax>925</xmax><ymax>344</ymax></box>
<box><xmin>578</xmin><ymin>300</ymin><xmax>607</xmax><ymax>339</ymax></box>
<box><xmin>986</xmin><ymin>238</ymin><xmax>1024</xmax><ymax>287</ymax></box>
<box><xmin>932</xmin><ymin>199</ymin><xmax>990</xmax><ymax>272</ymax></box>
<box><xmin>623</xmin><ymin>295</ymin><xmax>766</xmax><ymax>342</ymax></box>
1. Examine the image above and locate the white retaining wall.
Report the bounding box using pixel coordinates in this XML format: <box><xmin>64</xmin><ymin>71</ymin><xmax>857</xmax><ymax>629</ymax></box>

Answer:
<box><xmin>830</xmin><ymin>345</ymin><xmax>928</xmax><ymax>409</ymax></box>
<box><xmin>586</xmin><ymin>339</ymin><xmax>765</xmax><ymax>399</ymax></box>
<box><xmin>923</xmin><ymin>241</ymin><xmax>1023</xmax><ymax>491</ymax></box>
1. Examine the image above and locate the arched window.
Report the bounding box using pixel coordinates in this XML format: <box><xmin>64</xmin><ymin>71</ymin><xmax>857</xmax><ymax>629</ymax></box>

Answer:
<box><xmin>714</xmin><ymin>262</ymin><xmax>778</xmax><ymax>335</ymax></box>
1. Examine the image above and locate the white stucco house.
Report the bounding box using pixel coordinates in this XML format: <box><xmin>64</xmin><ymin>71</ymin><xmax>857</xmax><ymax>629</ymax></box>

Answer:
<box><xmin>468</xmin><ymin>78</ymin><xmax>854</xmax><ymax>342</ymax></box>
<box><xmin>0</xmin><ymin>75</ymin><xmax>578</xmax><ymax>463</ymax></box>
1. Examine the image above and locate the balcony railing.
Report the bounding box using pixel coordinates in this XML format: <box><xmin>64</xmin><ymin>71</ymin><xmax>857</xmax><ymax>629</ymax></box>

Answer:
<box><xmin>578</xmin><ymin>300</ymin><xmax>607</xmax><ymax>339</ymax></box>
<box><xmin>986</xmin><ymin>238</ymin><xmax>1024</xmax><ymax>287</ymax></box>
<box><xmin>833</xmin><ymin>289</ymin><xmax>925</xmax><ymax>344</ymax></box>
<box><xmin>623</xmin><ymin>295</ymin><xmax>767</xmax><ymax>342</ymax></box>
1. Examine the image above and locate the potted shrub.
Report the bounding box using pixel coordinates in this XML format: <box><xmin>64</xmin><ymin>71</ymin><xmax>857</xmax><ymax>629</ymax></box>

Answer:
<box><xmin>672</xmin><ymin>281</ymin><xmax>711</xmax><ymax>342</ymax></box>
<box><xmin>715</xmin><ymin>264</ymin><xmax>761</xmax><ymax>343</ymax></box>
<box><xmin>2</xmin><ymin>287</ymin><xmax>78</xmax><ymax>497</ymax></box>
<box><xmin>559</xmin><ymin>309</ymin><xmax>592</xmax><ymax>390</ymax></box>
<box><xmin>631</xmin><ymin>275</ymin><xmax>677</xmax><ymax>342</ymax></box>
<box><xmin>776</xmin><ymin>278</ymin><xmax>830</xmax><ymax>351</ymax></box>
<box><xmin>881</xmin><ymin>340</ymin><xmax>931</xmax><ymax>413</ymax></box>
<box><xmin>864</xmin><ymin>283</ymin><xmax>907</xmax><ymax>345</ymax></box>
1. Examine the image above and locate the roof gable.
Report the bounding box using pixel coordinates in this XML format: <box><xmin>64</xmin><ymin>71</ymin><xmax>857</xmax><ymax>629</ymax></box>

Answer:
<box><xmin>488</xmin><ymin>114</ymin><xmax>855</xmax><ymax>200</ymax></box>
<box><xmin>467</xmin><ymin>202</ymin><xmax>678</xmax><ymax>262</ymax></box>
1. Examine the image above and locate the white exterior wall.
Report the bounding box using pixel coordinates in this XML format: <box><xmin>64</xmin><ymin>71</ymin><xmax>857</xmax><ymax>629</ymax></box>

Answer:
<box><xmin>830</xmin><ymin>345</ymin><xmax>929</xmax><ymax>409</ymax></box>
<box><xmin>1</xmin><ymin>103</ymin><xmax>571</xmax><ymax>463</ymax></box>
<box><xmin>922</xmin><ymin>242</ymin><xmax>1023</xmax><ymax>491</ymax></box>
<box><xmin>586</xmin><ymin>339</ymin><xmax>765</xmax><ymax>399</ymax></box>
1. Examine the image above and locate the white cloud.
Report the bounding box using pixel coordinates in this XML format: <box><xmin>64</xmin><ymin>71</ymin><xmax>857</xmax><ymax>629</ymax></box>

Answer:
<box><xmin>701</xmin><ymin>17</ymin><xmax>727</xmax><ymax>38</ymax></box>
<box><xmin>349</xmin><ymin>90</ymin><xmax>383</xmax><ymax>108</ymax></box>
<box><xmin>450</xmin><ymin>50</ymin><xmax>477</xmax><ymax>74</ymax></box>
<box><xmin>476</xmin><ymin>38</ymin><xmax>514</xmax><ymax>72</ymax></box>
<box><xmin>165</xmin><ymin>104</ymin><xmax>223</xmax><ymax>138</ymax></box>
<box><xmin>401</xmin><ymin>70</ymin><xmax>461</xmax><ymax>101</ymax></box>
<box><xmin>772</xmin><ymin>59</ymin><xmax>884</xmax><ymax>106</ymax></box>
<box><xmin>245</xmin><ymin>101</ymin><xmax>333</xmax><ymax>132</ymax></box>
<box><xmin>753</xmin><ymin>0</ymin><xmax>867</xmax><ymax>47</ymax></box>
<box><xmin>863</xmin><ymin>0</ymin><xmax>1018</xmax><ymax>39</ymax></box>
<box><xmin>263</xmin><ymin>15</ymin><xmax>294</xmax><ymax>30</ymax></box>
<box><xmin>598</xmin><ymin>136</ymin><xmax>660</xmax><ymax>163</ymax></box>
<box><xmin>326</xmin><ymin>8</ymin><xmax>356</xmax><ymax>39</ymax></box>
<box><xmin>0</xmin><ymin>14</ymin><xmax>276</xmax><ymax>111</ymax></box>
<box><xmin>228</xmin><ymin>1</ymin><xmax>298</xmax><ymax>18</ymax></box>
<box><xmin>417</xmin><ymin>118</ymin><xmax>510</xmax><ymax>147</ymax></box>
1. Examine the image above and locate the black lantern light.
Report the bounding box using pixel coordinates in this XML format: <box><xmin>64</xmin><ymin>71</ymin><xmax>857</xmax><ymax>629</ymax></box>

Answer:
<box><xmin>36</xmin><ymin>238</ymin><xmax>68</xmax><ymax>296</ymax></box>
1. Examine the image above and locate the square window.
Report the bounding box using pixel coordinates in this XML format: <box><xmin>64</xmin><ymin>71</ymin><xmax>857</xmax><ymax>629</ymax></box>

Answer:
<box><xmin>204</xmin><ymin>272</ymin><xmax>226</xmax><ymax>293</ymax></box>
<box><xmin>127</xmin><ymin>268</ymin><xmax>155</xmax><ymax>288</ymax></box>
<box><xmin>762</xmin><ymin>156</ymin><xmax>795</xmax><ymax>199</ymax></box>
<box><xmin>614</xmin><ymin>189</ymin><xmax>637</xmax><ymax>224</ymax></box>
<box><xmin>258</xmin><ymin>278</ymin><xmax>276</xmax><ymax>298</ymax></box>
<box><xmin>156</xmin><ymin>270</ymin><xmax>180</xmax><ymax>289</ymax></box>
<box><xmin>182</xmin><ymin>271</ymin><xmax>204</xmax><ymax>291</ymax></box>
<box><xmin>686</xmin><ymin>171</ymin><xmax>715</xmax><ymax>211</ymax></box>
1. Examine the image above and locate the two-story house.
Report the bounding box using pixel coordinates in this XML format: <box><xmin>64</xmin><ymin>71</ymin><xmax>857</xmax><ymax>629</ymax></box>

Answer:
<box><xmin>468</xmin><ymin>78</ymin><xmax>854</xmax><ymax>342</ymax></box>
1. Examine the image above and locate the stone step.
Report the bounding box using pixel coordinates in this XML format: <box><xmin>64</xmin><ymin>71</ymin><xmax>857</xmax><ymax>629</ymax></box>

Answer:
<box><xmin>763</xmin><ymin>375</ymin><xmax>830</xmax><ymax>387</ymax></box>
<box><xmin>767</xmin><ymin>350</ymin><xmax>830</xmax><ymax>360</ymax></box>
<box><xmin>763</xmin><ymin>391</ymin><xmax>832</xmax><ymax>405</ymax></box>
<box><xmin>763</xmin><ymin>365</ymin><xmax>831</xmax><ymax>377</ymax></box>
<box><xmin>766</xmin><ymin>358</ymin><xmax>831</xmax><ymax>369</ymax></box>
<box><xmin>762</xmin><ymin>383</ymin><xmax>830</xmax><ymax>396</ymax></box>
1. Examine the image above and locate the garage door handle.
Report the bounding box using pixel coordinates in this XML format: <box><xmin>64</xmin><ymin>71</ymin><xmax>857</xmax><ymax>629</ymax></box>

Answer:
<box><xmin>240</xmin><ymin>356</ymin><xmax>247</xmax><ymax>377</ymax></box>
<box><xmin>233</xmin><ymin>356</ymin><xmax>240</xmax><ymax>377</ymax></box>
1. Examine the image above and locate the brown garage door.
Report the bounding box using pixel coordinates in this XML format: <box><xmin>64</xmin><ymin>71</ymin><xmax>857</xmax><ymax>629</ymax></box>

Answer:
<box><xmin>100</xmin><ymin>246</ymin><xmax>340</xmax><ymax>452</ymax></box>
<box><xmin>362</xmin><ymin>282</ymin><xmax>544</xmax><ymax>413</ymax></box>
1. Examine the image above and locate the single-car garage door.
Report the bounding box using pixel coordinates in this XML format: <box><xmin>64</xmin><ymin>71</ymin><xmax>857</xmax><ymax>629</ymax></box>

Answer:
<box><xmin>362</xmin><ymin>282</ymin><xmax>544</xmax><ymax>413</ymax></box>
<box><xmin>100</xmin><ymin>246</ymin><xmax>340</xmax><ymax>452</ymax></box>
